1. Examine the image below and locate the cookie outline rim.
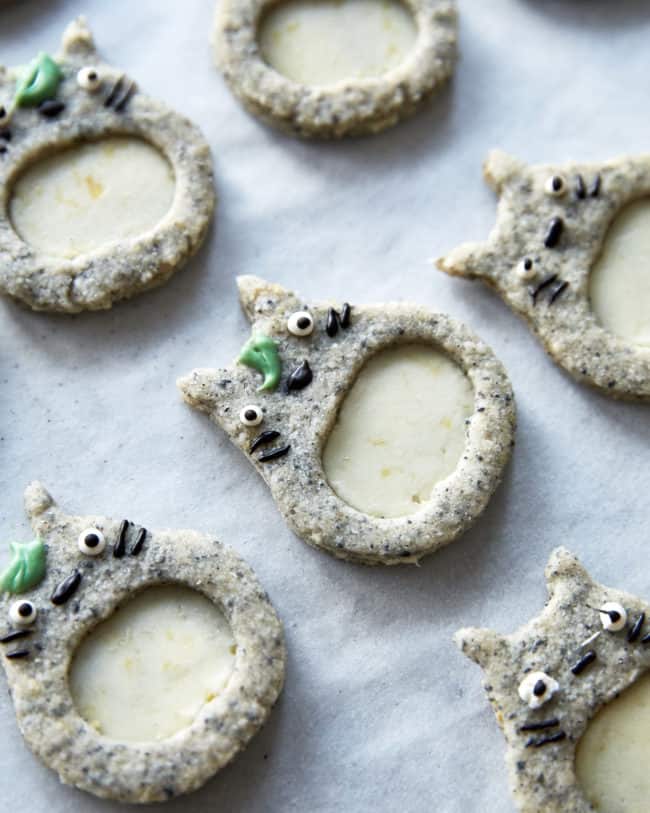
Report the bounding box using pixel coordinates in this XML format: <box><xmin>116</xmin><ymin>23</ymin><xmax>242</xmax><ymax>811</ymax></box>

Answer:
<box><xmin>0</xmin><ymin>18</ymin><xmax>215</xmax><ymax>313</ymax></box>
<box><xmin>456</xmin><ymin>547</ymin><xmax>650</xmax><ymax>813</ymax></box>
<box><xmin>178</xmin><ymin>275</ymin><xmax>516</xmax><ymax>566</ymax></box>
<box><xmin>0</xmin><ymin>482</ymin><xmax>285</xmax><ymax>803</ymax></box>
<box><xmin>438</xmin><ymin>149</ymin><xmax>650</xmax><ymax>401</ymax></box>
<box><xmin>213</xmin><ymin>0</ymin><xmax>458</xmax><ymax>138</ymax></box>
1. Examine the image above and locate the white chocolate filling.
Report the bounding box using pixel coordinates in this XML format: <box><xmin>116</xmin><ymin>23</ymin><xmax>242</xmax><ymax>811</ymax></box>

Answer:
<box><xmin>258</xmin><ymin>0</ymin><xmax>417</xmax><ymax>86</ymax></box>
<box><xmin>69</xmin><ymin>585</ymin><xmax>235</xmax><ymax>743</ymax></box>
<box><xmin>322</xmin><ymin>344</ymin><xmax>473</xmax><ymax>518</ymax></box>
<box><xmin>9</xmin><ymin>137</ymin><xmax>175</xmax><ymax>260</ymax></box>
<box><xmin>576</xmin><ymin>671</ymin><xmax>650</xmax><ymax>813</ymax></box>
<box><xmin>589</xmin><ymin>198</ymin><xmax>650</xmax><ymax>349</ymax></box>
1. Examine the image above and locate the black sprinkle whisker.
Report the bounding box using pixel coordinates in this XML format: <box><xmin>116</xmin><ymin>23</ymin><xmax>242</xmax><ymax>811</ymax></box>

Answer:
<box><xmin>51</xmin><ymin>570</ymin><xmax>82</xmax><ymax>606</ymax></box>
<box><xmin>529</xmin><ymin>274</ymin><xmax>558</xmax><ymax>304</ymax></box>
<box><xmin>549</xmin><ymin>281</ymin><xmax>569</xmax><ymax>305</ymax></box>
<box><xmin>628</xmin><ymin>612</ymin><xmax>645</xmax><ymax>643</ymax></box>
<box><xmin>544</xmin><ymin>217</ymin><xmax>564</xmax><ymax>249</ymax></box>
<box><xmin>0</xmin><ymin>630</ymin><xmax>32</xmax><ymax>644</ymax></box>
<box><xmin>6</xmin><ymin>648</ymin><xmax>30</xmax><ymax>660</ymax></box>
<box><xmin>249</xmin><ymin>430</ymin><xmax>281</xmax><ymax>454</ymax></box>
<box><xmin>129</xmin><ymin>527</ymin><xmax>147</xmax><ymax>556</ymax></box>
<box><xmin>105</xmin><ymin>75</ymin><xmax>125</xmax><ymax>108</ymax></box>
<box><xmin>113</xmin><ymin>519</ymin><xmax>129</xmax><ymax>558</ymax></box>
<box><xmin>571</xmin><ymin>650</ymin><xmax>597</xmax><ymax>676</ymax></box>
<box><xmin>519</xmin><ymin>718</ymin><xmax>560</xmax><ymax>733</ymax></box>
<box><xmin>525</xmin><ymin>731</ymin><xmax>566</xmax><ymax>749</ymax></box>
<box><xmin>575</xmin><ymin>174</ymin><xmax>586</xmax><ymax>199</ymax></box>
<box><xmin>258</xmin><ymin>445</ymin><xmax>291</xmax><ymax>463</ymax></box>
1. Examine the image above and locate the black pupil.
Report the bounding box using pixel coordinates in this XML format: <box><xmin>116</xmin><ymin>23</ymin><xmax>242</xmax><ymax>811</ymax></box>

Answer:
<box><xmin>88</xmin><ymin>71</ymin><xmax>97</xmax><ymax>81</ymax></box>
<box><xmin>85</xmin><ymin>533</ymin><xmax>100</xmax><ymax>548</ymax></box>
<box><xmin>552</xmin><ymin>177</ymin><xmax>563</xmax><ymax>191</ymax></box>
<box><xmin>524</xmin><ymin>259</ymin><xmax>533</xmax><ymax>271</ymax></box>
<box><xmin>0</xmin><ymin>107</ymin><xmax>5</xmax><ymax>118</ymax></box>
<box><xmin>244</xmin><ymin>409</ymin><xmax>257</xmax><ymax>422</ymax></box>
<box><xmin>533</xmin><ymin>679</ymin><xmax>546</xmax><ymax>697</ymax></box>
<box><xmin>608</xmin><ymin>610</ymin><xmax>621</xmax><ymax>622</ymax></box>
<box><xmin>18</xmin><ymin>603</ymin><xmax>33</xmax><ymax>617</ymax></box>
<box><xmin>297</xmin><ymin>317</ymin><xmax>311</xmax><ymax>330</ymax></box>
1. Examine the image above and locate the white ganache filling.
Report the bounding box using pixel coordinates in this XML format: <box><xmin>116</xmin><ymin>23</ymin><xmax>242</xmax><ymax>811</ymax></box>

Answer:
<box><xmin>69</xmin><ymin>585</ymin><xmax>235</xmax><ymax>743</ymax></box>
<box><xmin>322</xmin><ymin>344</ymin><xmax>473</xmax><ymax>518</ymax></box>
<box><xmin>576</xmin><ymin>671</ymin><xmax>650</xmax><ymax>813</ymax></box>
<box><xmin>590</xmin><ymin>198</ymin><xmax>650</xmax><ymax>349</ymax></box>
<box><xmin>258</xmin><ymin>0</ymin><xmax>417</xmax><ymax>86</ymax></box>
<box><xmin>10</xmin><ymin>137</ymin><xmax>175</xmax><ymax>260</ymax></box>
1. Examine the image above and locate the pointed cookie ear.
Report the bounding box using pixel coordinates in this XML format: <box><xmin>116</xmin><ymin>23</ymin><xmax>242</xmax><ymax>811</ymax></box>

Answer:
<box><xmin>437</xmin><ymin>243</ymin><xmax>489</xmax><ymax>279</ymax></box>
<box><xmin>237</xmin><ymin>275</ymin><xmax>301</xmax><ymax>323</ymax></box>
<box><xmin>177</xmin><ymin>369</ymin><xmax>223</xmax><ymax>414</ymax></box>
<box><xmin>24</xmin><ymin>481</ymin><xmax>61</xmax><ymax>536</ymax></box>
<box><xmin>483</xmin><ymin>150</ymin><xmax>526</xmax><ymax>193</ymax></box>
<box><xmin>61</xmin><ymin>17</ymin><xmax>97</xmax><ymax>59</ymax></box>
<box><xmin>545</xmin><ymin>547</ymin><xmax>591</xmax><ymax>600</ymax></box>
<box><xmin>454</xmin><ymin>627</ymin><xmax>508</xmax><ymax>668</ymax></box>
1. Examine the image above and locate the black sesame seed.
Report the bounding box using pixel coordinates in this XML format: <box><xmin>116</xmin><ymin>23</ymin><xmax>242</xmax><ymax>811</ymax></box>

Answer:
<box><xmin>326</xmin><ymin>308</ymin><xmax>339</xmax><ymax>338</ymax></box>
<box><xmin>589</xmin><ymin>174</ymin><xmax>602</xmax><ymax>198</ymax></box>
<box><xmin>0</xmin><ymin>130</ymin><xmax>10</xmax><ymax>141</ymax></box>
<box><xmin>286</xmin><ymin>360</ymin><xmax>313</xmax><ymax>392</ymax></box>
<box><xmin>340</xmin><ymin>303</ymin><xmax>352</xmax><ymax>328</ymax></box>
<box><xmin>51</xmin><ymin>570</ymin><xmax>82</xmax><ymax>605</ymax></box>
<box><xmin>575</xmin><ymin>174</ymin><xmax>586</xmax><ymax>199</ymax></box>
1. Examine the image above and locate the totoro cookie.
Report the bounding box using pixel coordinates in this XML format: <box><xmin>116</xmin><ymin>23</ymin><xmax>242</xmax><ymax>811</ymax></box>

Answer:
<box><xmin>178</xmin><ymin>275</ymin><xmax>516</xmax><ymax>566</ymax></box>
<box><xmin>213</xmin><ymin>0</ymin><xmax>457</xmax><ymax>138</ymax></box>
<box><xmin>456</xmin><ymin>548</ymin><xmax>650</xmax><ymax>813</ymax></box>
<box><xmin>0</xmin><ymin>18</ymin><xmax>215</xmax><ymax>313</ymax></box>
<box><xmin>0</xmin><ymin>483</ymin><xmax>285</xmax><ymax>803</ymax></box>
<box><xmin>438</xmin><ymin>150</ymin><xmax>650</xmax><ymax>401</ymax></box>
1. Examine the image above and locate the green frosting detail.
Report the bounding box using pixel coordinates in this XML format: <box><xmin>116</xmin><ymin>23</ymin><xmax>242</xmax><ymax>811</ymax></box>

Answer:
<box><xmin>238</xmin><ymin>334</ymin><xmax>282</xmax><ymax>392</ymax></box>
<box><xmin>15</xmin><ymin>52</ymin><xmax>63</xmax><ymax>108</ymax></box>
<box><xmin>0</xmin><ymin>540</ymin><xmax>47</xmax><ymax>595</ymax></box>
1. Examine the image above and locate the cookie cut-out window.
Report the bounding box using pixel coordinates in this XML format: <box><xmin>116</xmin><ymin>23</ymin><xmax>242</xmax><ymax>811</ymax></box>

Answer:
<box><xmin>258</xmin><ymin>0</ymin><xmax>418</xmax><ymax>85</ymax></box>
<box><xmin>9</xmin><ymin>136</ymin><xmax>175</xmax><ymax>259</ymax></box>
<box><xmin>322</xmin><ymin>344</ymin><xmax>473</xmax><ymax>518</ymax></box>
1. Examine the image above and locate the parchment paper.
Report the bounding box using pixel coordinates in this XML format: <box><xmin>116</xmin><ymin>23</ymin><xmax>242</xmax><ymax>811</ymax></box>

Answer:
<box><xmin>1</xmin><ymin>1</ymin><xmax>649</xmax><ymax>811</ymax></box>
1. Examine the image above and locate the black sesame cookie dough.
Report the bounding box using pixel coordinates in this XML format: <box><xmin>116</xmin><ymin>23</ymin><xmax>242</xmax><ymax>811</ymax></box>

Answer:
<box><xmin>0</xmin><ymin>18</ymin><xmax>215</xmax><ymax>313</ymax></box>
<box><xmin>213</xmin><ymin>0</ymin><xmax>457</xmax><ymax>139</ymax></box>
<box><xmin>178</xmin><ymin>275</ymin><xmax>516</xmax><ymax>566</ymax></box>
<box><xmin>438</xmin><ymin>150</ymin><xmax>650</xmax><ymax>401</ymax></box>
<box><xmin>0</xmin><ymin>483</ymin><xmax>285</xmax><ymax>803</ymax></box>
<box><xmin>456</xmin><ymin>548</ymin><xmax>650</xmax><ymax>813</ymax></box>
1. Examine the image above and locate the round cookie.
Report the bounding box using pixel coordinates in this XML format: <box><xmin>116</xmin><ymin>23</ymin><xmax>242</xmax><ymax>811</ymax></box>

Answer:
<box><xmin>438</xmin><ymin>150</ymin><xmax>650</xmax><ymax>401</ymax></box>
<box><xmin>213</xmin><ymin>0</ymin><xmax>458</xmax><ymax>138</ymax></box>
<box><xmin>0</xmin><ymin>483</ymin><xmax>285</xmax><ymax>803</ymax></box>
<box><xmin>178</xmin><ymin>275</ymin><xmax>516</xmax><ymax>566</ymax></box>
<box><xmin>0</xmin><ymin>18</ymin><xmax>215</xmax><ymax>313</ymax></box>
<box><xmin>456</xmin><ymin>548</ymin><xmax>650</xmax><ymax>813</ymax></box>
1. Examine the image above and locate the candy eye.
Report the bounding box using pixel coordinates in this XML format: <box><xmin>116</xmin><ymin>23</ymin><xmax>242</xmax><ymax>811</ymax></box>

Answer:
<box><xmin>78</xmin><ymin>527</ymin><xmax>106</xmax><ymax>556</ymax></box>
<box><xmin>287</xmin><ymin>311</ymin><xmax>314</xmax><ymax>337</ymax></box>
<box><xmin>239</xmin><ymin>405</ymin><xmax>263</xmax><ymax>427</ymax></box>
<box><xmin>597</xmin><ymin>601</ymin><xmax>627</xmax><ymax>632</ymax></box>
<box><xmin>77</xmin><ymin>66</ymin><xmax>102</xmax><ymax>92</ymax></box>
<box><xmin>9</xmin><ymin>600</ymin><xmax>37</xmax><ymax>627</ymax></box>
<box><xmin>516</xmin><ymin>257</ymin><xmax>536</xmax><ymax>281</ymax></box>
<box><xmin>0</xmin><ymin>105</ymin><xmax>12</xmax><ymax>128</ymax></box>
<box><xmin>518</xmin><ymin>671</ymin><xmax>559</xmax><ymax>709</ymax></box>
<box><xmin>544</xmin><ymin>174</ymin><xmax>567</xmax><ymax>196</ymax></box>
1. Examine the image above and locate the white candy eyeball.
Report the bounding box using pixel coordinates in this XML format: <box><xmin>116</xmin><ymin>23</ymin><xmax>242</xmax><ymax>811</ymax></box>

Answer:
<box><xmin>518</xmin><ymin>671</ymin><xmax>559</xmax><ymax>709</ymax></box>
<box><xmin>78</xmin><ymin>527</ymin><xmax>106</xmax><ymax>556</ymax></box>
<box><xmin>544</xmin><ymin>174</ymin><xmax>567</xmax><ymax>197</ymax></box>
<box><xmin>9</xmin><ymin>600</ymin><xmax>37</xmax><ymax>627</ymax></box>
<box><xmin>239</xmin><ymin>405</ymin><xmax>263</xmax><ymax>427</ymax></box>
<box><xmin>287</xmin><ymin>311</ymin><xmax>314</xmax><ymax>337</ymax></box>
<box><xmin>516</xmin><ymin>257</ymin><xmax>536</xmax><ymax>281</ymax></box>
<box><xmin>77</xmin><ymin>66</ymin><xmax>103</xmax><ymax>93</ymax></box>
<box><xmin>0</xmin><ymin>104</ymin><xmax>12</xmax><ymax>128</ymax></box>
<box><xmin>598</xmin><ymin>601</ymin><xmax>627</xmax><ymax>632</ymax></box>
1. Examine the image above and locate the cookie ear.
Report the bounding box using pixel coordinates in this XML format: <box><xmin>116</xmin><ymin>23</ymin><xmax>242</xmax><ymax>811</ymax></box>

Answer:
<box><xmin>483</xmin><ymin>150</ymin><xmax>526</xmax><ymax>193</ymax></box>
<box><xmin>61</xmin><ymin>17</ymin><xmax>98</xmax><ymax>59</ymax></box>
<box><xmin>177</xmin><ymin>369</ymin><xmax>226</xmax><ymax>414</ymax></box>
<box><xmin>24</xmin><ymin>481</ymin><xmax>61</xmax><ymax>535</ymax></box>
<box><xmin>454</xmin><ymin>627</ymin><xmax>508</xmax><ymax>668</ymax></box>
<box><xmin>437</xmin><ymin>242</ymin><xmax>492</xmax><ymax>280</ymax></box>
<box><xmin>237</xmin><ymin>275</ymin><xmax>301</xmax><ymax>323</ymax></box>
<box><xmin>545</xmin><ymin>547</ymin><xmax>591</xmax><ymax>599</ymax></box>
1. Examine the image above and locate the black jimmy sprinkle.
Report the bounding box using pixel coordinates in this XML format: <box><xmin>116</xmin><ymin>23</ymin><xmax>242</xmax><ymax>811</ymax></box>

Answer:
<box><xmin>250</xmin><ymin>430</ymin><xmax>281</xmax><ymax>454</ymax></box>
<box><xmin>525</xmin><ymin>731</ymin><xmax>566</xmax><ymax>749</ymax></box>
<box><xmin>530</xmin><ymin>274</ymin><xmax>558</xmax><ymax>304</ymax></box>
<box><xmin>129</xmin><ymin>527</ymin><xmax>147</xmax><ymax>556</ymax></box>
<box><xmin>0</xmin><ymin>629</ymin><xmax>32</xmax><ymax>644</ymax></box>
<box><xmin>258</xmin><ymin>445</ymin><xmax>291</xmax><ymax>463</ymax></box>
<box><xmin>113</xmin><ymin>519</ymin><xmax>130</xmax><ymax>558</ymax></box>
<box><xmin>519</xmin><ymin>718</ymin><xmax>559</xmax><ymax>733</ymax></box>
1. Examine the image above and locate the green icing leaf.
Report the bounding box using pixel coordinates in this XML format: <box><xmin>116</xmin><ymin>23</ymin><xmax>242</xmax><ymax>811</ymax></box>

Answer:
<box><xmin>238</xmin><ymin>334</ymin><xmax>281</xmax><ymax>392</ymax></box>
<box><xmin>0</xmin><ymin>539</ymin><xmax>46</xmax><ymax>595</ymax></box>
<box><xmin>15</xmin><ymin>52</ymin><xmax>63</xmax><ymax>108</ymax></box>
